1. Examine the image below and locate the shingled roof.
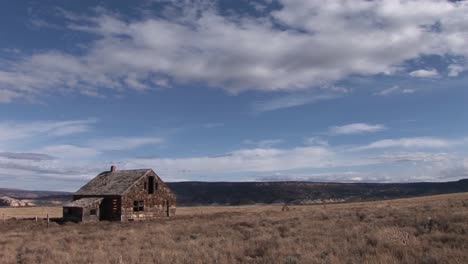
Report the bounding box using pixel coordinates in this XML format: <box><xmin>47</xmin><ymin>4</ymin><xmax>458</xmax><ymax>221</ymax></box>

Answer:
<box><xmin>75</xmin><ymin>169</ymin><xmax>152</xmax><ymax>195</ymax></box>
<box><xmin>64</xmin><ymin>197</ymin><xmax>103</xmax><ymax>207</ymax></box>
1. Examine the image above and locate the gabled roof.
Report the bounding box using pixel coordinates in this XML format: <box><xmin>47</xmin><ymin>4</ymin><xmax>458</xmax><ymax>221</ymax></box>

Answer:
<box><xmin>64</xmin><ymin>197</ymin><xmax>103</xmax><ymax>207</ymax></box>
<box><xmin>75</xmin><ymin>169</ymin><xmax>152</xmax><ymax>195</ymax></box>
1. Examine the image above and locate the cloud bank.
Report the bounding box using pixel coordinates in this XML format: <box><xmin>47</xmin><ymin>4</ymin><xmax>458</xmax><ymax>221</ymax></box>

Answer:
<box><xmin>0</xmin><ymin>0</ymin><xmax>468</xmax><ymax>101</ymax></box>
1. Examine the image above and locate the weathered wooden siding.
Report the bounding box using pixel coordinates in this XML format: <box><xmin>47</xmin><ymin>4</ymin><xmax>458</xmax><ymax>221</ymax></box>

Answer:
<box><xmin>120</xmin><ymin>171</ymin><xmax>176</xmax><ymax>221</ymax></box>
<box><xmin>81</xmin><ymin>205</ymin><xmax>100</xmax><ymax>222</ymax></box>
<box><xmin>63</xmin><ymin>207</ymin><xmax>82</xmax><ymax>222</ymax></box>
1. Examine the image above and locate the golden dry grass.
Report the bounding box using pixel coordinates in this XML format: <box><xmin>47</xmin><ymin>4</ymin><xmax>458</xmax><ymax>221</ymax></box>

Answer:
<box><xmin>1</xmin><ymin>192</ymin><xmax>467</xmax><ymax>264</ymax></box>
<box><xmin>0</xmin><ymin>206</ymin><xmax>62</xmax><ymax>219</ymax></box>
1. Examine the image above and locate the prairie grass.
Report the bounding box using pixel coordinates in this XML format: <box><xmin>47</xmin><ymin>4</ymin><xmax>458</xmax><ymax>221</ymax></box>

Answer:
<box><xmin>0</xmin><ymin>206</ymin><xmax>62</xmax><ymax>219</ymax></box>
<box><xmin>0</xmin><ymin>192</ymin><xmax>467</xmax><ymax>264</ymax></box>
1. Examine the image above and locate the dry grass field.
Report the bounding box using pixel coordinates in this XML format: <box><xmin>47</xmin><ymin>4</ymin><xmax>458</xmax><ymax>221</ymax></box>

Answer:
<box><xmin>0</xmin><ymin>206</ymin><xmax>62</xmax><ymax>220</ymax></box>
<box><xmin>1</xmin><ymin>193</ymin><xmax>467</xmax><ymax>264</ymax></box>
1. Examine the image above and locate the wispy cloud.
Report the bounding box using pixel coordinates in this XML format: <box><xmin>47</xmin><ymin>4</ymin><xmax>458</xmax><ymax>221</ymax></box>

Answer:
<box><xmin>0</xmin><ymin>119</ymin><xmax>95</xmax><ymax>143</ymax></box>
<box><xmin>329</xmin><ymin>123</ymin><xmax>386</xmax><ymax>135</ymax></box>
<box><xmin>243</xmin><ymin>139</ymin><xmax>283</xmax><ymax>148</ymax></box>
<box><xmin>356</xmin><ymin>137</ymin><xmax>456</xmax><ymax>150</ymax></box>
<box><xmin>304</xmin><ymin>137</ymin><xmax>329</xmax><ymax>146</ymax></box>
<box><xmin>39</xmin><ymin>144</ymin><xmax>100</xmax><ymax>159</ymax></box>
<box><xmin>252</xmin><ymin>93</ymin><xmax>341</xmax><ymax>112</ymax></box>
<box><xmin>0</xmin><ymin>90</ymin><xmax>21</xmax><ymax>103</ymax></box>
<box><xmin>87</xmin><ymin>137</ymin><xmax>163</xmax><ymax>151</ymax></box>
<box><xmin>0</xmin><ymin>161</ymin><xmax>66</xmax><ymax>175</ymax></box>
<box><xmin>374</xmin><ymin>85</ymin><xmax>415</xmax><ymax>96</ymax></box>
<box><xmin>372</xmin><ymin>152</ymin><xmax>453</xmax><ymax>163</ymax></box>
<box><xmin>0</xmin><ymin>152</ymin><xmax>56</xmax><ymax>161</ymax></box>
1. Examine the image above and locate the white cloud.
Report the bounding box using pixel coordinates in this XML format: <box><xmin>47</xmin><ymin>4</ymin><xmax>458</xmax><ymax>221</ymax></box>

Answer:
<box><xmin>0</xmin><ymin>117</ymin><xmax>166</xmax><ymax>185</ymax></box>
<box><xmin>1</xmin><ymin>0</ymin><xmax>468</xmax><ymax>101</ymax></box>
<box><xmin>329</xmin><ymin>123</ymin><xmax>386</xmax><ymax>135</ymax></box>
<box><xmin>374</xmin><ymin>85</ymin><xmax>416</xmax><ymax>96</ymax></box>
<box><xmin>2</xmin><ymin>133</ymin><xmax>468</xmax><ymax>189</ymax></box>
<box><xmin>447</xmin><ymin>64</ymin><xmax>465</xmax><ymax>77</ymax></box>
<box><xmin>128</xmin><ymin>146</ymin><xmax>336</xmax><ymax>175</ymax></box>
<box><xmin>87</xmin><ymin>137</ymin><xmax>163</xmax><ymax>151</ymax></box>
<box><xmin>0</xmin><ymin>144</ymin><xmax>337</xmax><ymax>189</ymax></box>
<box><xmin>431</xmin><ymin>157</ymin><xmax>468</xmax><ymax>181</ymax></box>
<box><xmin>409</xmin><ymin>69</ymin><xmax>440</xmax><ymax>78</ymax></box>
<box><xmin>121</xmin><ymin>144</ymin><xmax>468</xmax><ymax>182</ymax></box>
<box><xmin>357</xmin><ymin>137</ymin><xmax>455</xmax><ymax>150</ymax></box>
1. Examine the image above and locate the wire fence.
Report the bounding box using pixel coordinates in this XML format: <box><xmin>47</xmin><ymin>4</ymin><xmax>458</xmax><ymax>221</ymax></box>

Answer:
<box><xmin>0</xmin><ymin>206</ymin><xmax>62</xmax><ymax>222</ymax></box>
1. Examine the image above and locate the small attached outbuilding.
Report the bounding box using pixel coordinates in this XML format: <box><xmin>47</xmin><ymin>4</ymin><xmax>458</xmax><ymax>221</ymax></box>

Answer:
<box><xmin>63</xmin><ymin>166</ymin><xmax>176</xmax><ymax>222</ymax></box>
<box><xmin>63</xmin><ymin>197</ymin><xmax>103</xmax><ymax>222</ymax></box>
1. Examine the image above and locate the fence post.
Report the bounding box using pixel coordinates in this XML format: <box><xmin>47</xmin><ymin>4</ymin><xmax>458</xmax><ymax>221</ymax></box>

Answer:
<box><xmin>47</xmin><ymin>214</ymin><xmax>49</xmax><ymax>228</ymax></box>
<box><xmin>35</xmin><ymin>216</ymin><xmax>38</xmax><ymax>223</ymax></box>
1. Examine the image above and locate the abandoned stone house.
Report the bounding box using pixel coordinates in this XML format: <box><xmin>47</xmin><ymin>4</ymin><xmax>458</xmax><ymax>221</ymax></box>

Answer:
<box><xmin>63</xmin><ymin>166</ymin><xmax>176</xmax><ymax>222</ymax></box>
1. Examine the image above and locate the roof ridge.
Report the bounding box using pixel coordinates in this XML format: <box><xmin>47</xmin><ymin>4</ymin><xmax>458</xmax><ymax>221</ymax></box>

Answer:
<box><xmin>104</xmin><ymin>168</ymin><xmax>151</xmax><ymax>172</ymax></box>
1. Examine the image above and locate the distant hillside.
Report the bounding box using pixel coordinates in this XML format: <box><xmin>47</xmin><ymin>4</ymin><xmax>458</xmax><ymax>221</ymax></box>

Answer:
<box><xmin>166</xmin><ymin>179</ymin><xmax>468</xmax><ymax>205</ymax></box>
<box><xmin>2</xmin><ymin>179</ymin><xmax>468</xmax><ymax>206</ymax></box>
<box><xmin>0</xmin><ymin>188</ymin><xmax>71</xmax><ymax>206</ymax></box>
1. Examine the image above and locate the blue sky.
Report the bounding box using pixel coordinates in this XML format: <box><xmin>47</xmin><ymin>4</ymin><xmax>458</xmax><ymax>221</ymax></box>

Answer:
<box><xmin>1</xmin><ymin>0</ymin><xmax>468</xmax><ymax>191</ymax></box>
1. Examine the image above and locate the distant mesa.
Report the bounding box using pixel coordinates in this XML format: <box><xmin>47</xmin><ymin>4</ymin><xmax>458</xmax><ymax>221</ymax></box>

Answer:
<box><xmin>0</xmin><ymin>196</ymin><xmax>35</xmax><ymax>207</ymax></box>
<box><xmin>1</xmin><ymin>178</ymin><xmax>468</xmax><ymax>206</ymax></box>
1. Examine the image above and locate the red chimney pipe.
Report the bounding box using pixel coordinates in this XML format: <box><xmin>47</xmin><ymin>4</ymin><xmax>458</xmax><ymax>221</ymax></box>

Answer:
<box><xmin>110</xmin><ymin>165</ymin><xmax>117</xmax><ymax>172</ymax></box>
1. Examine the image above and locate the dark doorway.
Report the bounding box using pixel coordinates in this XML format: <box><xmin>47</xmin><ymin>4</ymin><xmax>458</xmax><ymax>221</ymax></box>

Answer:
<box><xmin>148</xmin><ymin>176</ymin><xmax>155</xmax><ymax>194</ymax></box>
<box><xmin>101</xmin><ymin>197</ymin><xmax>120</xmax><ymax>221</ymax></box>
